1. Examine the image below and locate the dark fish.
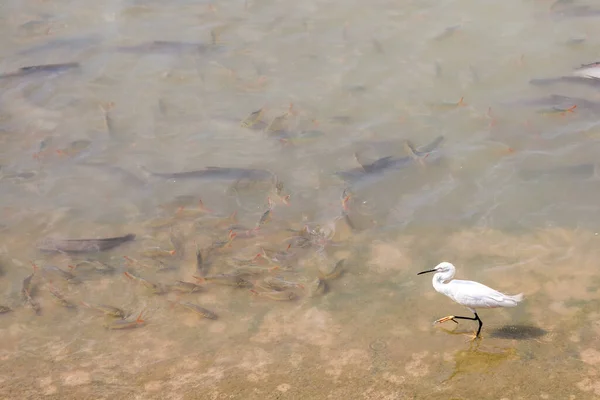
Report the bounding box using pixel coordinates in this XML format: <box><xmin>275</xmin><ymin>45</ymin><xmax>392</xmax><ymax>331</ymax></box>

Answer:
<box><xmin>77</xmin><ymin>162</ymin><xmax>148</xmax><ymax>187</ymax></box>
<box><xmin>433</xmin><ymin>25</ymin><xmax>461</xmax><ymax>41</ymax></box>
<box><xmin>17</xmin><ymin>35</ymin><xmax>103</xmax><ymax>56</ymax></box>
<box><xmin>142</xmin><ymin>166</ymin><xmax>274</xmax><ymax>182</ymax></box>
<box><xmin>551</xmin><ymin>5</ymin><xmax>600</xmax><ymax>19</ymax></box>
<box><xmin>503</xmin><ymin>94</ymin><xmax>600</xmax><ymax>112</ymax></box>
<box><xmin>336</xmin><ymin>135</ymin><xmax>444</xmax><ymax>183</ymax></box>
<box><xmin>529</xmin><ymin>76</ymin><xmax>600</xmax><ymax>88</ymax></box>
<box><xmin>0</xmin><ymin>62</ymin><xmax>80</xmax><ymax>79</ymax></box>
<box><xmin>195</xmin><ymin>243</ymin><xmax>207</xmax><ymax>277</ymax></box>
<box><xmin>573</xmin><ymin>61</ymin><xmax>600</xmax><ymax>79</ymax></box>
<box><xmin>115</xmin><ymin>41</ymin><xmax>222</xmax><ymax>54</ymax></box>
<box><xmin>519</xmin><ymin>164</ymin><xmax>595</xmax><ymax>181</ymax></box>
<box><xmin>37</xmin><ymin>233</ymin><xmax>136</xmax><ymax>253</ymax></box>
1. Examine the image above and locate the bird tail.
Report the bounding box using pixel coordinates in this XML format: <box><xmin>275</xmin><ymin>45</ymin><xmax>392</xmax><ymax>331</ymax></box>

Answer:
<box><xmin>510</xmin><ymin>293</ymin><xmax>524</xmax><ymax>303</ymax></box>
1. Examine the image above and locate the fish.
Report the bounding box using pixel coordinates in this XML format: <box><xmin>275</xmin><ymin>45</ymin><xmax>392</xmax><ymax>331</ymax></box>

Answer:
<box><xmin>105</xmin><ymin>312</ymin><xmax>145</xmax><ymax>330</ymax></box>
<box><xmin>530</xmin><ymin>61</ymin><xmax>600</xmax><ymax>87</ymax></box>
<box><xmin>81</xmin><ymin>302</ymin><xmax>127</xmax><ymax>318</ymax></box>
<box><xmin>318</xmin><ymin>259</ymin><xmax>345</xmax><ymax>281</ymax></box>
<box><xmin>73</xmin><ymin>260</ymin><xmax>115</xmax><ymax>274</ymax></box>
<box><xmin>48</xmin><ymin>286</ymin><xmax>76</xmax><ymax>308</ymax></box>
<box><xmin>307</xmin><ymin>278</ymin><xmax>327</xmax><ymax>297</ymax></box>
<box><xmin>551</xmin><ymin>5</ymin><xmax>600</xmax><ymax>19</ymax></box>
<box><xmin>240</xmin><ymin>108</ymin><xmax>267</xmax><ymax>130</ymax></box>
<box><xmin>41</xmin><ymin>266</ymin><xmax>80</xmax><ymax>283</ymax></box>
<box><xmin>193</xmin><ymin>274</ymin><xmax>253</xmax><ymax>288</ymax></box>
<box><xmin>169</xmin><ymin>228</ymin><xmax>185</xmax><ymax>260</ymax></box>
<box><xmin>123</xmin><ymin>272</ymin><xmax>168</xmax><ymax>295</ymax></box>
<box><xmin>433</xmin><ymin>25</ymin><xmax>461</xmax><ymax>41</ymax></box>
<box><xmin>140</xmin><ymin>247</ymin><xmax>176</xmax><ymax>259</ymax></box>
<box><xmin>260</xmin><ymin>276</ymin><xmax>304</xmax><ymax>290</ymax></box>
<box><xmin>21</xmin><ymin>267</ymin><xmax>37</xmax><ymax>298</ymax></box>
<box><xmin>170</xmin><ymin>281</ymin><xmax>203</xmax><ymax>294</ymax></box>
<box><xmin>255</xmin><ymin>198</ymin><xmax>274</xmax><ymax>229</ymax></box>
<box><xmin>195</xmin><ymin>243</ymin><xmax>208</xmax><ymax>277</ymax></box>
<box><xmin>573</xmin><ymin>62</ymin><xmax>600</xmax><ymax>79</ymax></box>
<box><xmin>142</xmin><ymin>166</ymin><xmax>275</xmax><ymax>182</ymax></box>
<box><xmin>336</xmin><ymin>136</ymin><xmax>444</xmax><ymax>183</ymax></box>
<box><xmin>22</xmin><ymin>269</ymin><xmax>41</xmax><ymax>315</ymax></box>
<box><xmin>518</xmin><ymin>164</ymin><xmax>595</xmax><ymax>181</ymax></box>
<box><xmin>115</xmin><ymin>40</ymin><xmax>223</xmax><ymax>54</ymax></box>
<box><xmin>529</xmin><ymin>76</ymin><xmax>600</xmax><ymax>88</ymax></box>
<box><xmin>177</xmin><ymin>302</ymin><xmax>217</xmax><ymax>319</ymax></box>
<box><xmin>250</xmin><ymin>289</ymin><xmax>297</xmax><ymax>301</ymax></box>
<box><xmin>0</xmin><ymin>62</ymin><xmax>80</xmax><ymax>79</ymax></box>
<box><xmin>17</xmin><ymin>35</ymin><xmax>103</xmax><ymax>56</ymax></box>
<box><xmin>504</xmin><ymin>94</ymin><xmax>600</xmax><ymax>111</ymax></box>
<box><xmin>36</xmin><ymin>233</ymin><xmax>136</xmax><ymax>253</ymax></box>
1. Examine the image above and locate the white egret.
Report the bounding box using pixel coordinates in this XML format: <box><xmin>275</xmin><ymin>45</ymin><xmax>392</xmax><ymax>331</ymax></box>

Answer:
<box><xmin>417</xmin><ymin>261</ymin><xmax>524</xmax><ymax>338</ymax></box>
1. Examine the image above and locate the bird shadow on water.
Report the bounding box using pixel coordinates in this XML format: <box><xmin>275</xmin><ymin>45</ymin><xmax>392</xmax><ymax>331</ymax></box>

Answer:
<box><xmin>441</xmin><ymin>341</ymin><xmax>518</xmax><ymax>383</ymax></box>
<box><xmin>489</xmin><ymin>324</ymin><xmax>548</xmax><ymax>340</ymax></box>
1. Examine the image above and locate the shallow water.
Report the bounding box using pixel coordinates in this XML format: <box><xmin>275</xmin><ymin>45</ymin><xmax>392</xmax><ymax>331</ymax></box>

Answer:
<box><xmin>2</xmin><ymin>0</ymin><xmax>600</xmax><ymax>398</ymax></box>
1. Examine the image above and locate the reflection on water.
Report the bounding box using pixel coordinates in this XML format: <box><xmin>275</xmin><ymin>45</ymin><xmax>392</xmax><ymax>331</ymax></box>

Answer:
<box><xmin>1</xmin><ymin>0</ymin><xmax>600</xmax><ymax>397</ymax></box>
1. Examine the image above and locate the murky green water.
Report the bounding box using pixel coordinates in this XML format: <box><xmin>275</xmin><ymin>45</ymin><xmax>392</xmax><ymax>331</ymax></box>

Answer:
<box><xmin>1</xmin><ymin>0</ymin><xmax>600</xmax><ymax>398</ymax></box>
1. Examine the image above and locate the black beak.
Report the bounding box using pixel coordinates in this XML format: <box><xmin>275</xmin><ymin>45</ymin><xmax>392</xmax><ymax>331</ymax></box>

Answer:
<box><xmin>417</xmin><ymin>269</ymin><xmax>437</xmax><ymax>275</ymax></box>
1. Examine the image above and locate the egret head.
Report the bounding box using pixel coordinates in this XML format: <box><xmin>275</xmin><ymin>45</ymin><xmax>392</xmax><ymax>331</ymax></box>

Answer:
<box><xmin>417</xmin><ymin>261</ymin><xmax>455</xmax><ymax>276</ymax></box>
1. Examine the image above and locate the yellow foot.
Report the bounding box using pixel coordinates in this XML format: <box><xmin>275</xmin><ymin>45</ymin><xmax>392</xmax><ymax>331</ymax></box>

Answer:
<box><xmin>434</xmin><ymin>316</ymin><xmax>459</xmax><ymax>325</ymax></box>
<box><xmin>464</xmin><ymin>332</ymin><xmax>481</xmax><ymax>342</ymax></box>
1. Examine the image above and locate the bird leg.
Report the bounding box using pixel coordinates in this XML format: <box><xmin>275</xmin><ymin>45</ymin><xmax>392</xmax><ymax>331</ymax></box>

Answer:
<box><xmin>435</xmin><ymin>313</ymin><xmax>483</xmax><ymax>339</ymax></box>
<box><xmin>434</xmin><ymin>315</ymin><xmax>459</xmax><ymax>325</ymax></box>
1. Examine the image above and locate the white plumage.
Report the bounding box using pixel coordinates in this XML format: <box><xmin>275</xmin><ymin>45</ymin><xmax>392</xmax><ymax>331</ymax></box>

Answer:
<box><xmin>417</xmin><ymin>261</ymin><xmax>524</xmax><ymax>338</ymax></box>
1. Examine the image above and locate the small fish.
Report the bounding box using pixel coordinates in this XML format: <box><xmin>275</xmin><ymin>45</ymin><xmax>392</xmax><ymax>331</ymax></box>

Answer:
<box><xmin>73</xmin><ymin>260</ymin><xmax>115</xmax><ymax>274</ymax></box>
<box><xmin>100</xmin><ymin>102</ymin><xmax>115</xmax><ymax>137</ymax></box>
<box><xmin>259</xmin><ymin>244</ymin><xmax>293</xmax><ymax>264</ymax></box>
<box><xmin>250</xmin><ymin>289</ymin><xmax>297</xmax><ymax>301</ymax></box>
<box><xmin>404</xmin><ymin>140</ymin><xmax>428</xmax><ymax>166</ymax></box>
<box><xmin>81</xmin><ymin>302</ymin><xmax>126</xmax><ymax>318</ymax></box>
<box><xmin>140</xmin><ymin>247</ymin><xmax>176</xmax><ymax>259</ymax></box>
<box><xmin>170</xmin><ymin>281</ymin><xmax>203</xmax><ymax>294</ymax></box>
<box><xmin>256</xmin><ymin>197</ymin><xmax>274</xmax><ymax>229</ymax></box>
<box><xmin>124</xmin><ymin>272</ymin><xmax>168</xmax><ymax>295</ymax></box>
<box><xmin>21</xmin><ymin>267</ymin><xmax>37</xmax><ymax>297</ymax></box>
<box><xmin>240</xmin><ymin>108</ymin><xmax>267</xmax><ymax>130</ymax></box>
<box><xmin>206</xmin><ymin>231</ymin><xmax>237</xmax><ymax>255</ymax></box>
<box><xmin>519</xmin><ymin>164</ymin><xmax>595</xmax><ymax>181</ymax></box>
<box><xmin>169</xmin><ymin>228</ymin><xmax>185</xmax><ymax>260</ymax></box>
<box><xmin>318</xmin><ymin>259</ymin><xmax>345</xmax><ymax>281</ymax></box>
<box><xmin>430</xmin><ymin>97</ymin><xmax>466</xmax><ymax>110</ymax></box>
<box><xmin>0</xmin><ymin>305</ymin><xmax>12</xmax><ymax>313</ymax></box>
<box><xmin>266</xmin><ymin>105</ymin><xmax>295</xmax><ymax>135</ymax></box>
<box><xmin>232</xmin><ymin>263</ymin><xmax>279</xmax><ymax>277</ymax></box>
<box><xmin>433</xmin><ymin>25</ymin><xmax>461</xmax><ymax>41</ymax></box>
<box><xmin>261</xmin><ymin>276</ymin><xmax>304</xmax><ymax>290</ymax></box>
<box><xmin>536</xmin><ymin>104</ymin><xmax>577</xmax><ymax>115</ymax></box>
<box><xmin>42</xmin><ymin>265</ymin><xmax>79</xmax><ymax>283</ymax></box>
<box><xmin>105</xmin><ymin>312</ymin><xmax>145</xmax><ymax>330</ymax></box>
<box><xmin>194</xmin><ymin>274</ymin><xmax>253</xmax><ymax>288</ymax></box>
<box><xmin>177</xmin><ymin>302</ymin><xmax>218</xmax><ymax>319</ymax></box>
<box><xmin>307</xmin><ymin>278</ymin><xmax>327</xmax><ymax>297</ymax></box>
<box><xmin>48</xmin><ymin>286</ymin><xmax>76</xmax><ymax>308</ymax></box>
